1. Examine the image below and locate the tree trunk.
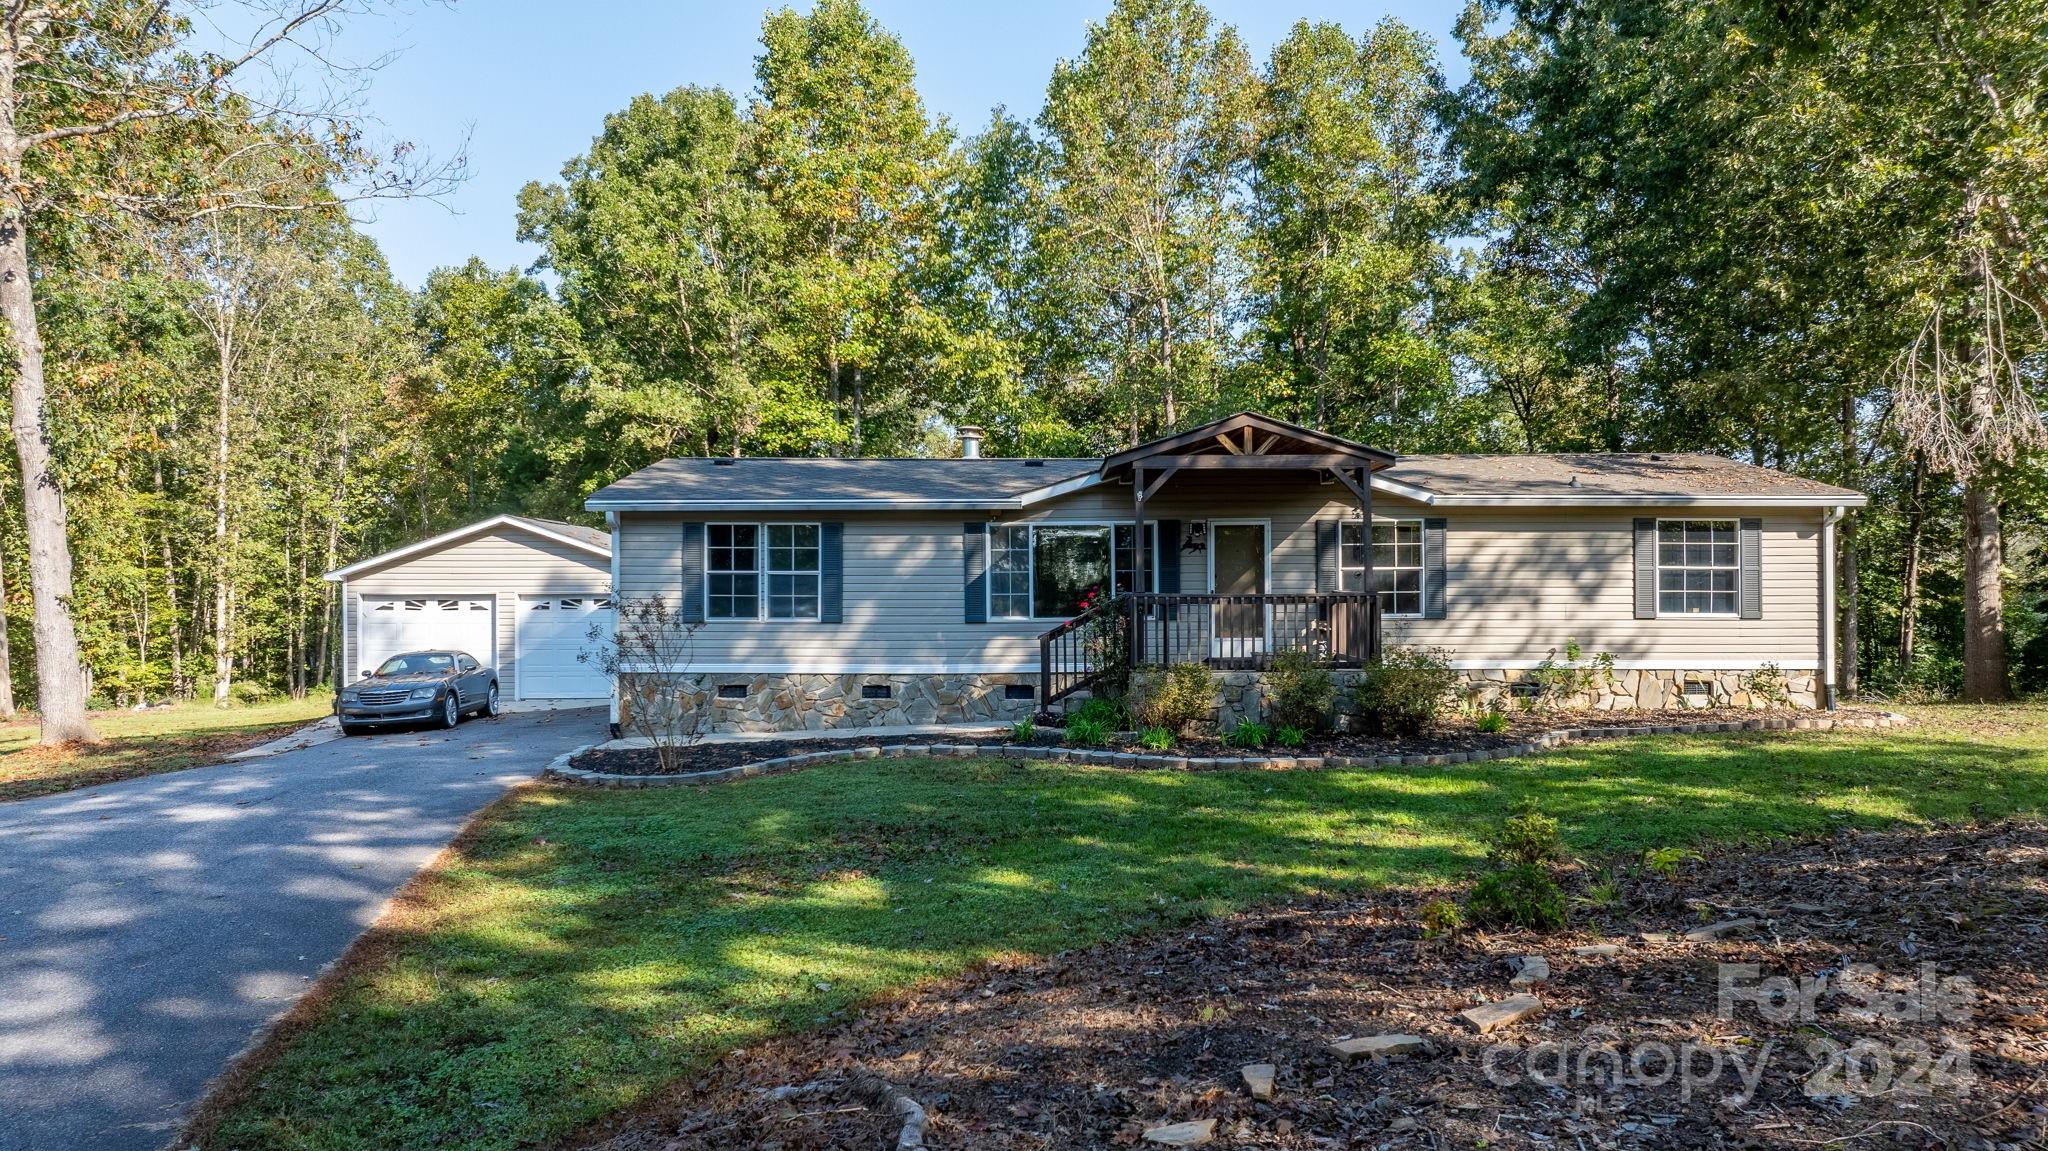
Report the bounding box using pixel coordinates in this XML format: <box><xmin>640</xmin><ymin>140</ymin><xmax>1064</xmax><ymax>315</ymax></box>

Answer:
<box><xmin>1838</xmin><ymin>515</ymin><xmax>1859</xmax><ymax>698</ymax></box>
<box><xmin>1961</xmin><ymin>482</ymin><xmax>2009</xmax><ymax>701</ymax></box>
<box><xmin>1898</xmin><ymin>453</ymin><xmax>1926</xmax><ymax>669</ymax></box>
<box><xmin>0</xmin><ymin>528</ymin><xmax>14</xmax><ymax>720</ymax></box>
<box><xmin>212</xmin><ymin>353</ymin><xmax>233</xmax><ymax>705</ymax></box>
<box><xmin>0</xmin><ymin>207</ymin><xmax>95</xmax><ymax>742</ymax></box>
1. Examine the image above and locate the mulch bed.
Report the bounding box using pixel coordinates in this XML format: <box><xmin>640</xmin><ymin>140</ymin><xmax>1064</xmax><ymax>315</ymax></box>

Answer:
<box><xmin>568</xmin><ymin>707</ymin><xmax>1899</xmax><ymax>776</ymax></box>
<box><xmin>566</xmin><ymin>820</ymin><xmax>2048</xmax><ymax>1151</ymax></box>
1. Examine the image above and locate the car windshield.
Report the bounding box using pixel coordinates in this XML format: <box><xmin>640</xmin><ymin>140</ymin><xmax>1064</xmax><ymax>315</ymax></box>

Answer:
<box><xmin>374</xmin><ymin>653</ymin><xmax>454</xmax><ymax>677</ymax></box>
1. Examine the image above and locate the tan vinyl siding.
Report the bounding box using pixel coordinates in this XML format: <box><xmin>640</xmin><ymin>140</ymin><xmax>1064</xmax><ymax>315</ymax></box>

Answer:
<box><xmin>614</xmin><ymin>470</ymin><xmax>1826</xmax><ymax>673</ymax></box>
<box><xmin>343</xmin><ymin>528</ymin><xmax>610</xmax><ymax>697</ymax></box>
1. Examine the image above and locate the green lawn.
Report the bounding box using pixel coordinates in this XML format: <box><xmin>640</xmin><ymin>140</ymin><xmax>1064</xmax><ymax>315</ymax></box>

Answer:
<box><xmin>193</xmin><ymin>705</ymin><xmax>2048</xmax><ymax>1151</ymax></box>
<box><xmin>0</xmin><ymin>696</ymin><xmax>333</xmax><ymax>801</ymax></box>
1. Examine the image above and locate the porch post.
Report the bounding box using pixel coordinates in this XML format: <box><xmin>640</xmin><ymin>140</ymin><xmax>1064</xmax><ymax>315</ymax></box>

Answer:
<box><xmin>1359</xmin><ymin>466</ymin><xmax>1375</xmax><ymax>660</ymax></box>
<box><xmin>1132</xmin><ymin>464</ymin><xmax>1146</xmax><ymax>666</ymax></box>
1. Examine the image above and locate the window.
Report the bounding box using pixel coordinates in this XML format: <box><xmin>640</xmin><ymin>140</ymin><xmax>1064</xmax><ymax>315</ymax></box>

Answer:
<box><xmin>987</xmin><ymin>523</ymin><xmax>1158</xmax><ymax>620</ymax></box>
<box><xmin>706</xmin><ymin>523</ymin><xmax>820</xmax><ymax>620</ymax></box>
<box><xmin>1339</xmin><ymin>520</ymin><xmax>1425</xmax><ymax>617</ymax></box>
<box><xmin>1657</xmin><ymin>519</ymin><xmax>1738</xmax><ymax>616</ymax></box>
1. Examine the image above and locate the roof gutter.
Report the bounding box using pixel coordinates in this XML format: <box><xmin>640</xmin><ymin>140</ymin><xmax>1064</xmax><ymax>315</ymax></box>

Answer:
<box><xmin>584</xmin><ymin>498</ymin><xmax>1026</xmax><ymax>512</ymax></box>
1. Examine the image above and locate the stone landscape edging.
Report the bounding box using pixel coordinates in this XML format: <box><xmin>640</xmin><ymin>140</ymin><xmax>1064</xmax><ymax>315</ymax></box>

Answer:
<box><xmin>542</xmin><ymin>710</ymin><xmax>1913</xmax><ymax>790</ymax></box>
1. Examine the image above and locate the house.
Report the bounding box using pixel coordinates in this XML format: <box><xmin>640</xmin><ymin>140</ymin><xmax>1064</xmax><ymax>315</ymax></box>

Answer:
<box><xmin>585</xmin><ymin>412</ymin><xmax>1866</xmax><ymax>733</ymax></box>
<box><xmin>323</xmin><ymin>514</ymin><xmax>616</xmax><ymax>705</ymax></box>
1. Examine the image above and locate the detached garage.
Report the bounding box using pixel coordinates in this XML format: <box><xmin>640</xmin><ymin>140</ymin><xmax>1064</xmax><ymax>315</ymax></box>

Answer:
<box><xmin>324</xmin><ymin>515</ymin><xmax>614</xmax><ymax>705</ymax></box>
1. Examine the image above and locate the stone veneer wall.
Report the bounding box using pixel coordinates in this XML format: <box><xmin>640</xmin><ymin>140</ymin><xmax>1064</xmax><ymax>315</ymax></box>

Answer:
<box><xmin>624</xmin><ymin>666</ymin><xmax>1818</xmax><ymax>734</ymax></box>
<box><xmin>621</xmin><ymin>672</ymin><xmax>1042</xmax><ymax>733</ymax></box>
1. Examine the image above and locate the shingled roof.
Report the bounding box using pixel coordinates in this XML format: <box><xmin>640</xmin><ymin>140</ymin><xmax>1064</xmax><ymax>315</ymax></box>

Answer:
<box><xmin>1380</xmin><ymin>453</ymin><xmax>1865</xmax><ymax>504</ymax></box>
<box><xmin>586</xmin><ymin>457</ymin><xmax>1100</xmax><ymax>510</ymax></box>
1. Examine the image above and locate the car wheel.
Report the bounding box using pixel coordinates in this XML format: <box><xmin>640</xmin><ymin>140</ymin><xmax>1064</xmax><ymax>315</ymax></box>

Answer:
<box><xmin>483</xmin><ymin>682</ymin><xmax>501</xmax><ymax>718</ymax></box>
<box><xmin>439</xmin><ymin>691</ymin><xmax>461</xmax><ymax>729</ymax></box>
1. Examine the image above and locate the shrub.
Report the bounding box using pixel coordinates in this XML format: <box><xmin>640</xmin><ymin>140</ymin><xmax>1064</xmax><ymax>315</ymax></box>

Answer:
<box><xmin>1420</xmin><ymin>898</ymin><xmax>1466</xmax><ymax>939</ymax></box>
<box><xmin>1468</xmin><ymin>864</ymin><xmax>1569</xmax><ymax>930</ymax></box>
<box><xmin>1474</xmin><ymin>708</ymin><xmax>1509</xmax><ymax>734</ymax></box>
<box><xmin>1274</xmin><ymin>724</ymin><xmax>1308</xmax><ymax>749</ymax></box>
<box><xmin>1642</xmin><ymin>846</ymin><xmax>1699</xmax><ymax>880</ymax></box>
<box><xmin>1010</xmin><ymin>718</ymin><xmax>1036</xmax><ymax>742</ymax></box>
<box><xmin>1128</xmin><ymin>662</ymin><xmax>1214</xmax><ymax>735</ymax></box>
<box><xmin>1070</xmin><ymin>696</ymin><xmax>1125</xmax><ymax>730</ymax></box>
<box><xmin>1138</xmin><ymin>726</ymin><xmax>1174</xmax><ymax>751</ymax></box>
<box><xmin>1743</xmin><ymin>662</ymin><xmax>1791</xmax><ymax>708</ymax></box>
<box><xmin>1354</xmin><ymin>646</ymin><xmax>1458</xmax><ymax>736</ymax></box>
<box><xmin>1265</xmin><ymin>650</ymin><xmax>1334</xmax><ymax>731</ymax></box>
<box><xmin>1487</xmin><ymin>800</ymin><xmax>1563</xmax><ymax>869</ymax></box>
<box><xmin>1064</xmin><ymin>716</ymin><xmax>1109</xmax><ymax>746</ymax></box>
<box><xmin>1527</xmin><ymin>638</ymin><xmax>1616</xmax><ymax>708</ymax></box>
<box><xmin>1229</xmin><ymin>719</ymin><xmax>1270</xmax><ymax>749</ymax></box>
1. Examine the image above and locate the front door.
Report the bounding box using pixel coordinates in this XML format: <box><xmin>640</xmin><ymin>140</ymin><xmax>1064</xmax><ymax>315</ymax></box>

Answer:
<box><xmin>1211</xmin><ymin>523</ymin><xmax>1266</xmax><ymax>660</ymax></box>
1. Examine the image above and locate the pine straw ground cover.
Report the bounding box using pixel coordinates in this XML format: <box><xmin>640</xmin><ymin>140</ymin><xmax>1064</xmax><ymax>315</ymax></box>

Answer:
<box><xmin>189</xmin><ymin>705</ymin><xmax>2048</xmax><ymax>1151</ymax></box>
<box><xmin>577</xmin><ymin>820</ymin><xmax>2048</xmax><ymax>1151</ymax></box>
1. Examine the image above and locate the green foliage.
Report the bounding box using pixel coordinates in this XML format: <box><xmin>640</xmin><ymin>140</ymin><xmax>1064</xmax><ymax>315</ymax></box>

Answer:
<box><xmin>1128</xmin><ymin>662</ymin><xmax>1216</xmax><ymax>735</ymax></box>
<box><xmin>1273</xmin><ymin>724</ymin><xmax>1309</xmax><ymax>749</ymax></box>
<box><xmin>1355</xmin><ymin>646</ymin><xmax>1458</xmax><ymax>736</ymax></box>
<box><xmin>1010</xmin><ymin>718</ymin><xmax>1036</xmax><ymax>742</ymax></box>
<box><xmin>1419</xmin><ymin>897</ymin><xmax>1466</xmax><ymax>939</ymax></box>
<box><xmin>1642</xmin><ymin>846</ymin><xmax>1699</xmax><ymax>881</ymax></box>
<box><xmin>1474</xmin><ymin>708</ymin><xmax>1509</xmax><ymax>734</ymax></box>
<box><xmin>1063</xmin><ymin>716</ymin><xmax>1110</xmax><ymax>747</ymax></box>
<box><xmin>1486</xmin><ymin>800</ymin><xmax>1563</xmax><ymax>869</ymax></box>
<box><xmin>1070</xmin><ymin>696</ymin><xmax>1127</xmax><ymax>731</ymax></box>
<box><xmin>1138</xmin><ymin>726</ymin><xmax>1174</xmax><ymax>751</ymax></box>
<box><xmin>1264</xmin><ymin>649</ymin><xmax>1334</xmax><ymax>731</ymax></box>
<box><xmin>1743</xmin><ymin>663</ymin><xmax>1791</xmax><ymax>709</ymax></box>
<box><xmin>1229</xmin><ymin>720</ymin><xmax>1271</xmax><ymax>749</ymax></box>
<box><xmin>1526</xmin><ymin>639</ymin><xmax>1616</xmax><ymax>709</ymax></box>
<box><xmin>1467</xmin><ymin>864</ymin><xmax>1569</xmax><ymax>931</ymax></box>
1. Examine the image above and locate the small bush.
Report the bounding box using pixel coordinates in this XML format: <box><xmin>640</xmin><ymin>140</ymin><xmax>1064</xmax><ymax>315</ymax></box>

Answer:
<box><xmin>1420</xmin><ymin>898</ymin><xmax>1466</xmax><ymax>939</ymax></box>
<box><xmin>1265</xmin><ymin>650</ymin><xmax>1334</xmax><ymax>731</ymax></box>
<box><xmin>1229</xmin><ymin>720</ymin><xmax>1271</xmax><ymax>749</ymax></box>
<box><xmin>1128</xmin><ymin>662</ymin><xmax>1214</xmax><ymax>734</ymax></box>
<box><xmin>1070</xmin><ymin>696</ymin><xmax>1125</xmax><ymax>730</ymax></box>
<box><xmin>1743</xmin><ymin>662</ymin><xmax>1791</xmax><ymax>708</ymax></box>
<box><xmin>1527</xmin><ymin>638</ymin><xmax>1616</xmax><ymax>708</ymax></box>
<box><xmin>1487</xmin><ymin>800</ymin><xmax>1563</xmax><ymax>869</ymax></box>
<box><xmin>1467</xmin><ymin>864</ymin><xmax>1569</xmax><ymax>930</ymax></box>
<box><xmin>1354</xmin><ymin>646</ymin><xmax>1459</xmax><ymax>736</ymax></box>
<box><xmin>1474</xmin><ymin>708</ymin><xmax>1508</xmax><ymax>734</ymax></box>
<box><xmin>1138</xmin><ymin>726</ymin><xmax>1174</xmax><ymax>751</ymax></box>
<box><xmin>1642</xmin><ymin>846</ymin><xmax>1699</xmax><ymax>880</ymax></box>
<box><xmin>1064</xmin><ymin>716</ymin><xmax>1109</xmax><ymax>746</ymax></box>
<box><xmin>1274</xmin><ymin>724</ymin><xmax>1308</xmax><ymax>749</ymax></box>
<box><xmin>1010</xmin><ymin>718</ymin><xmax>1035</xmax><ymax>742</ymax></box>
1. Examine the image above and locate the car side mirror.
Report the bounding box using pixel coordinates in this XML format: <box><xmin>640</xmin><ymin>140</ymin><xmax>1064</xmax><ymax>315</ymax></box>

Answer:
<box><xmin>360</xmin><ymin>670</ymin><xmax>372</xmax><ymax>678</ymax></box>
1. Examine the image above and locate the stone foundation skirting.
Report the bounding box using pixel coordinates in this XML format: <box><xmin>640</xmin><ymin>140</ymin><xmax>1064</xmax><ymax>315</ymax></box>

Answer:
<box><xmin>544</xmin><ymin>709</ymin><xmax>1912</xmax><ymax>789</ymax></box>
<box><xmin>620</xmin><ymin>671</ymin><xmax>1041</xmax><ymax>734</ymax></box>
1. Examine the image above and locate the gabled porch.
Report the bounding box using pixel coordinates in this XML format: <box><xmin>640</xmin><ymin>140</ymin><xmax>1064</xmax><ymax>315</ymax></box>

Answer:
<box><xmin>1036</xmin><ymin>413</ymin><xmax>1397</xmax><ymax>708</ymax></box>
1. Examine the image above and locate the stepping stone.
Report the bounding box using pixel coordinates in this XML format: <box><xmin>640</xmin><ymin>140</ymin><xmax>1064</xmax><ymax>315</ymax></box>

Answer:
<box><xmin>1329</xmin><ymin>1034</ymin><xmax>1431</xmax><ymax>1062</ymax></box>
<box><xmin>1684</xmin><ymin>917</ymin><xmax>1757</xmax><ymax>942</ymax></box>
<box><xmin>1240</xmin><ymin>1063</ymin><xmax>1276</xmax><ymax>1100</ymax></box>
<box><xmin>1457</xmin><ymin>994</ymin><xmax>1543</xmax><ymax>1034</ymax></box>
<box><xmin>1508</xmin><ymin>955</ymin><xmax>1549</xmax><ymax>987</ymax></box>
<box><xmin>1571</xmin><ymin>943</ymin><xmax>1623</xmax><ymax>957</ymax></box>
<box><xmin>1143</xmin><ymin>1118</ymin><xmax>1217</xmax><ymax>1147</ymax></box>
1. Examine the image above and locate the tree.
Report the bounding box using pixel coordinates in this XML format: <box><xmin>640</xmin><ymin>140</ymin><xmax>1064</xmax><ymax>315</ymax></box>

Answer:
<box><xmin>0</xmin><ymin>1</ymin><xmax>453</xmax><ymax>742</ymax></box>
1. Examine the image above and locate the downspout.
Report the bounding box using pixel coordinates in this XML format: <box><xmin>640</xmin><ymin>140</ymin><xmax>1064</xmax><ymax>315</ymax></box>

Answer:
<box><xmin>1820</xmin><ymin>505</ymin><xmax>1847</xmax><ymax>710</ymax></box>
<box><xmin>607</xmin><ymin>510</ymin><xmax>623</xmax><ymax>740</ymax></box>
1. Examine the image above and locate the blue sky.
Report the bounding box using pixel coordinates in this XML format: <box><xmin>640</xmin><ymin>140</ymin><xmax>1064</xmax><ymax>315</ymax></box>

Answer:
<box><xmin>338</xmin><ymin>1</ymin><xmax>1471</xmax><ymax>287</ymax></box>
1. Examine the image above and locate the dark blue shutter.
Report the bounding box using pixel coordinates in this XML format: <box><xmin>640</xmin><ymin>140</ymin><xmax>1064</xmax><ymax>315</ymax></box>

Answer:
<box><xmin>1739</xmin><ymin>517</ymin><xmax>1762</xmax><ymax>619</ymax></box>
<box><xmin>1156</xmin><ymin>520</ymin><xmax>1181</xmax><ymax>594</ymax></box>
<box><xmin>1633</xmin><ymin>518</ymin><xmax>1657</xmax><ymax>619</ymax></box>
<box><xmin>1315</xmin><ymin>520</ymin><xmax>1338</xmax><ymax>592</ymax></box>
<box><xmin>1423</xmin><ymin>517</ymin><xmax>1447</xmax><ymax>619</ymax></box>
<box><xmin>963</xmin><ymin>522</ymin><xmax>987</xmax><ymax>623</ymax></box>
<box><xmin>680</xmin><ymin>521</ymin><xmax>705</xmax><ymax>623</ymax></box>
<box><xmin>819</xmin><ymin>522</ymin><xmax>844</xmax><ymax>623</ymax></box>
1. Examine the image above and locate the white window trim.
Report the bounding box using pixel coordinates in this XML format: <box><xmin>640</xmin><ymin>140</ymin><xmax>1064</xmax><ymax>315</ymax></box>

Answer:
<box><xmin>1654</xmin><ymin>517</ymin><xmax>1742</xmax><ymax>619</ymax></box>
<box><xmin>1340</xmin><ymin>518</ymin><xmax>1427</xmax><ymax>619</ymax></box>
<box><xmin>986</xmin><ymin>521</ymin><xmax>1159</xmax><ymax>622</ymax></box>
<box><xmin>704</xmin><ymin>522</ymin><xmax>823</xmax><ymax>622</ymax></box>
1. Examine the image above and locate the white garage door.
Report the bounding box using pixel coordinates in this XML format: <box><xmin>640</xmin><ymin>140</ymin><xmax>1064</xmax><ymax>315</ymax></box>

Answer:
<box><xmin>516</xmin><ymin>596</ymin><xmax>614</xmax><ymax>700</ymax></box>
<box><xmin>357</xmin><ymin>597</ymin><xmax>495</xmax><ymax>679</ymax></box>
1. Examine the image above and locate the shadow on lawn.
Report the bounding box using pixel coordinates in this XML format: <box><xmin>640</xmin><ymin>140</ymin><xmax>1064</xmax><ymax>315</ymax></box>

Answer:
<box><xmin>192</xmin><ymin>726</ymin><xmax>2048</xmax><ymax>1151</ymax></box>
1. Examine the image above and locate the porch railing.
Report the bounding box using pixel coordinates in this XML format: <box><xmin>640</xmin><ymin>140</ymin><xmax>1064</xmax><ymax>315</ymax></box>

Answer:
<box><xmin>1036</xmin><ymin>592</ymin><xmax>1383</xmax><ymax>709</ymax></box>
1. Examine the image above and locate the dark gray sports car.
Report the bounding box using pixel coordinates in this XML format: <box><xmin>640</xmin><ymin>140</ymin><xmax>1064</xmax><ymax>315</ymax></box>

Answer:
<box><xmin>336</xmin><ymin>650</ymin><xmax>499</xmax><ymax>734</ymax></box>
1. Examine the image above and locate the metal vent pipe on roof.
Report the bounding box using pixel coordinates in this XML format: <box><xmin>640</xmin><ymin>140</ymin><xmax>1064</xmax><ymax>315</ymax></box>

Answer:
<box><xmin>957</xmin><ymin>425</ymin><xmax>985</xmax><ymax>458</ymax></box>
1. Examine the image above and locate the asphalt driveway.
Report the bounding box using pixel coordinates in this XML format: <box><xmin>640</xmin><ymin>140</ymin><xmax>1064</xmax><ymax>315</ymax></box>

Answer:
<box><xmin>0</xmin><ymin>706</ymin><xmax>604</xmax><ymax>1151</ymax></box>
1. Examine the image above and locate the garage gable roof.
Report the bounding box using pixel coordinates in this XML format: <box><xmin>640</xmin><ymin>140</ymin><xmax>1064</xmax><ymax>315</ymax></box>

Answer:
<box><xmin>322</xmin><ymin>514</ymin><xmax>612</xmax><ymax>582</ymax></box>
